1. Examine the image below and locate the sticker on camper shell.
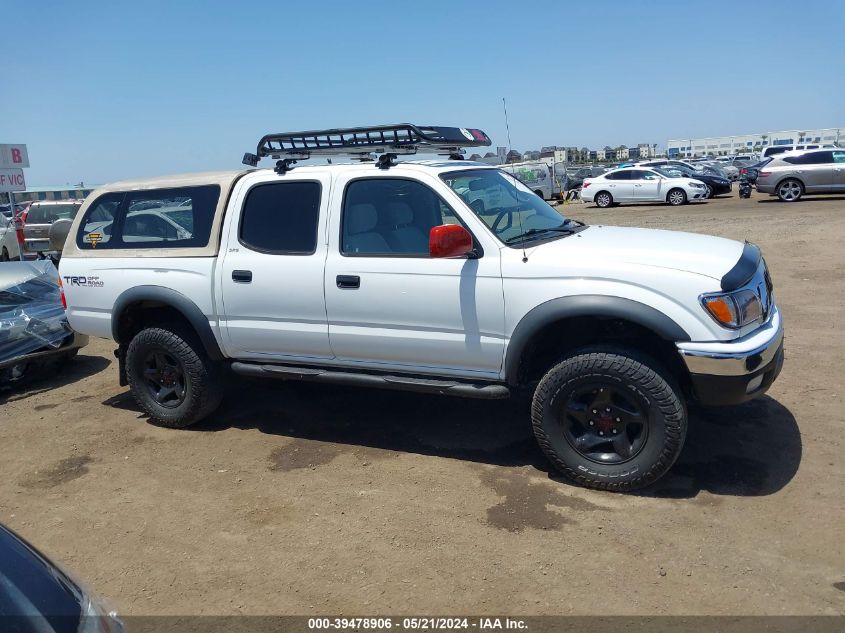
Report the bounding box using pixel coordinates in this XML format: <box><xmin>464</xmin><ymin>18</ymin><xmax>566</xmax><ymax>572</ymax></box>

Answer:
<box><xmin>87</xmin><ymin>232</ymin><xmax>102</xmax><ymax>248</ymax></box>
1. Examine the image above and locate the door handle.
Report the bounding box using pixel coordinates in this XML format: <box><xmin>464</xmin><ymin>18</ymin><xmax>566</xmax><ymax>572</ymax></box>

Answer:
<box><xmin>232</xmin><ymin>270</ymin><xmax>252</xmax><ymax>283</ymax></box>
<box><xmin>634</xmin><ymin>184</ymin><xmax>642</xmax><ymax>187</ymax></box>
<box><xmin>336</xmin><ymin>275</ymin><xmax>360</xmax><ymax>289</ymax></box>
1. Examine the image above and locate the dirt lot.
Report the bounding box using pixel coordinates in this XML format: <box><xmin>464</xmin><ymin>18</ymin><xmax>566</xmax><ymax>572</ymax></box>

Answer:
<box><xmin>1</xmin><ymin>190</ymin><xmax>843</xmax><ymax>616</ymax></box>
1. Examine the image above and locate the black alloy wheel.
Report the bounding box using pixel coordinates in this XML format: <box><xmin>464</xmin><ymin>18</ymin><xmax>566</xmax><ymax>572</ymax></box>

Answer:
<box><xmin>142</xmin><ymin>349</ymin><xmax>187</xmax><ymax>408</ymax></box>
<box><xmin>561</xmin><ymin>383</ymin><xmax>648</xmax><ymax>464</ymax></box>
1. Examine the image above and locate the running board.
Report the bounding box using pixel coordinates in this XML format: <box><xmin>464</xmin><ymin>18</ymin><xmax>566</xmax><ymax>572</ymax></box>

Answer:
<box><xmin>230</xmin><ymin>362</ymin><xmax>510</xmax><ymax>399</ymax></box>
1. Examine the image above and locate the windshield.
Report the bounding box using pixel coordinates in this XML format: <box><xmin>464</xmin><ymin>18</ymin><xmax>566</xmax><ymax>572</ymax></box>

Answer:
<box><xmin>441</xmin><ymin>168</ymin><xmax>576</xmax><ymax>245</ymax></box>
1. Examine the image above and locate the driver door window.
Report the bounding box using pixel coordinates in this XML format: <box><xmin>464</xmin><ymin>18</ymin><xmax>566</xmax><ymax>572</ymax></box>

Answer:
<box><xmin>341</xmin><ymin>178</ymin><xmax>462</xmax><ymax>257</ymax></box>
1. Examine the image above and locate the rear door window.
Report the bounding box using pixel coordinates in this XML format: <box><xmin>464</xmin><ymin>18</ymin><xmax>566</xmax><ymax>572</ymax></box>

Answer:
<box><xmin>239</xmin><ymin>181</ymin><xmax>322</xmax><ymax>254</ymax></box>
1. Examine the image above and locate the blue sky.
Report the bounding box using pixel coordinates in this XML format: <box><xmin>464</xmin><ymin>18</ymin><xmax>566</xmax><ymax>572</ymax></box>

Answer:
<box><xmin>4</xmin><ymin>0</ymin><xmax>843</xmax><ymax>186</ymax></box>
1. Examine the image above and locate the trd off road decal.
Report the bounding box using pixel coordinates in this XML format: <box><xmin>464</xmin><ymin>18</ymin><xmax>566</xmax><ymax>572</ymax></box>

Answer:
<box><xmin>63</xmin><ymin>276</ymin><xmax>104</xmax><ymax>288</ymax></box>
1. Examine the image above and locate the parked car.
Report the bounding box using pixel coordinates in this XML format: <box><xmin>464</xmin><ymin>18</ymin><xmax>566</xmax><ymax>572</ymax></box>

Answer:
<box><xmin>0</xmin><ymin>260</ymin><xmax>89</xmax><ymax>384</ymax></box>
<box><xmin>0</xmin><ymin>213</ymin><xmax>22</xmax><ymax>261</ymax></box>
<box><xmin>755</xmin><ymin>148</ymin><xmax>845</xmax><ymax>201</ymax></box>
<box><xmin>0</xmin><ymin>202</ymin><xmax>27</xmax><ymax>218</ymax></box>
<box><xmin>0</xmin><ymin>200</ymin><xmax>82</xmax><ymax>261</ymax></box>
<box><xmin>566</xmin><ymin>166</ymin><xmax>610</xmax><ymax>189</ymax></box>
<box><xmin>760</xmin><ymin>143</ymin><xmax>838</xmax><ymax>161</ymax></box>
<box><xmin>650</xmin><ymin>165</ymin><xmax>732</xmax><ymax>198</ymax></box>
<box><xmin>738</xmin><ymin>159</ymin><xmax>773</xmax><ymax>185</ymax></box>
<box><xmin>640</xmin><ymin>159</ymin><xmax>734</xmax><ymax>181</ymax></box>
<box><xmin>0</xmin><ymin>213</ymin><xmax>13</xmax><ymax>248</ymax></box>
<box><xmin>57</xmin><ymin>123</ymin><xmax>784</xmax><ymax>492</ymax></box>
<box><xmin>699</xmin><ymin>161</ymin><xmax>739</xmax><ymax>181</ymax></box>
<box><xmin>0</xmin><ymin>522</ymin><xmax>123</xmax><ymax>632</ymax></box>
<box><xmin>581</xmin><ymin>167</ymin><xmax>708</xmax><ymax>207</ymax></box>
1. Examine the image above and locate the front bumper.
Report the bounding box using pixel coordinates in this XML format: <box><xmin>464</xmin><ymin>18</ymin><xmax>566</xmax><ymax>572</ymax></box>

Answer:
<box><xmin>676</xmin><ymin>307</ymin><xmax>784</xmax><ymax>405</ymax></box>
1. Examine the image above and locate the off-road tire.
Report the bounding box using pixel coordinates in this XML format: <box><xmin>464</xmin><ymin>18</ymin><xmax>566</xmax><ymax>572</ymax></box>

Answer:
<box><xmin>531</xmin><ymin>349</ymin><xmax>686</xmax><ymax>491</ymax></box>
<box><xmin>126</xmin><ymin>326</ymin><xmax>223</xmax><ymax>428</ymax></box>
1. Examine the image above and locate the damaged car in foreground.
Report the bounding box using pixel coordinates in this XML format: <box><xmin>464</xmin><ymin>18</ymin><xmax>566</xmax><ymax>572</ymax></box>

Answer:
<box><xmin>0</xmin><ymin>260</ymin><xmax>88</xmax><ymax>384</ymax></box>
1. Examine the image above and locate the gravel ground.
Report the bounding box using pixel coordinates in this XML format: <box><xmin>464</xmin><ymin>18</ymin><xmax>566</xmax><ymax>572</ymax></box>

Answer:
<box><xmin>0</xmin><ymin>190</ymin><xmax>843</xmax><ymax>616</ymax></box>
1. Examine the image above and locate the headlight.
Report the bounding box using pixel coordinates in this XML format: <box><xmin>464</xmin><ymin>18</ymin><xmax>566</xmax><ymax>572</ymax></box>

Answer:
<box><xmin>689</xmin><ymin>182</ymin><xmax>705</xmax><ymax>188</ymax></box>
<box><xmin>700</xmin><ymin>288</ymin><xmax>763</xmax><ymax>329</ymax></box>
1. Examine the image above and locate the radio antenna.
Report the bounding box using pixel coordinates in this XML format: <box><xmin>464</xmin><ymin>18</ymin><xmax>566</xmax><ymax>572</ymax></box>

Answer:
<box><xmin>503</xmin><ymin>97</ymin><xmax>528</xmax><ymax>263</ymax></box>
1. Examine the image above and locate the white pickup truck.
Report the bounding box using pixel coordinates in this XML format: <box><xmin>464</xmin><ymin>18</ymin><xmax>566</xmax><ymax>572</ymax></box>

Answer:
<box><xmin>59</xmin><ymin>124</ymin><xmax>784</xmax><ymax>491</ymax></box>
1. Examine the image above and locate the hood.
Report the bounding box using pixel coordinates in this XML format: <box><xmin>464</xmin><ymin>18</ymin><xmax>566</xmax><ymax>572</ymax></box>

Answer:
<box><xmin>528</xmin><ymin>225</ymin><xmax>744</xmax><ymax>281</ymax></box>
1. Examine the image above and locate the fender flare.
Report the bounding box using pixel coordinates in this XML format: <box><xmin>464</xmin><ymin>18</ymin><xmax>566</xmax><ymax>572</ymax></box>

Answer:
<box><xmin>111</xmin><ymin>285</ymin><xmax>224</xmax><ymax>360</ymax></box>
<box><xmin>504</xmin><ymin>295</ymin><xmax>691</xmax><ymax>386</ymax></box>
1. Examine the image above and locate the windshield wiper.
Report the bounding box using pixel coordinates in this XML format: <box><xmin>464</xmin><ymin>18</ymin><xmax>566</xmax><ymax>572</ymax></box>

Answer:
<box><xmin>504</xmin><ymin>225</ymin><xmax>577</xmax><ymax>244</ymax></box>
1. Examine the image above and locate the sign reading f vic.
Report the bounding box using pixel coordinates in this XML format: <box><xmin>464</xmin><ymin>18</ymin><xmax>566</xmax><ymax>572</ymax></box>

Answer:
<box><xmin>0</xmin><ymin>144</ymin><xmax>30</xmax><ymax>169</ymax></box>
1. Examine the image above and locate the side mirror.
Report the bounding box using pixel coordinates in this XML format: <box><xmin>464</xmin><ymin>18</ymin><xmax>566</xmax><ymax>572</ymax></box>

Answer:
<box><xmin>429</xmin><ymin>224</ymin><xmax>473</xmax><ymax>258</ymax></box>
<box><xmin>49</xmin><ymin>218</ymin><xmax>73</xmax><ymax>252</ymax></box>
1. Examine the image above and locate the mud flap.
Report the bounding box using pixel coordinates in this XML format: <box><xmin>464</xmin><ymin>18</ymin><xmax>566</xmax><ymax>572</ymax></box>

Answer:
<box><xmin>115</xmin><ymin>346</ymin><xmax>128</xmax><ymax>386</ymax></box>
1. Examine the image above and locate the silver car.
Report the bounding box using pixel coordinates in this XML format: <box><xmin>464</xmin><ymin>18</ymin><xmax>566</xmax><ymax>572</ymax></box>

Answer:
<box><xmin>19</xmin><ymin>200</ymin><xmax>82</xmax><ymax>257</ymax></box>
<box><xmin>756</xmin><ymin>148</ymin><xmax>845</xmax><ymax>202</ymax></box>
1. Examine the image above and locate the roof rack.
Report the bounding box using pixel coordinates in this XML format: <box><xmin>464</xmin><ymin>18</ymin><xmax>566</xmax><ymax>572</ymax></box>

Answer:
<box><xmin>242</xmin><ymin>123</ymin><xmax>492</xmax><ymax>169</ymax></box>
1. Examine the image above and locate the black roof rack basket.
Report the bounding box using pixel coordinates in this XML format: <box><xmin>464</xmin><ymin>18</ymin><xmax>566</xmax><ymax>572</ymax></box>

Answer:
<box><xmin>243</xmin><ymin>123</ymin><xmax>491</xmax><ymax>166</ymax></box>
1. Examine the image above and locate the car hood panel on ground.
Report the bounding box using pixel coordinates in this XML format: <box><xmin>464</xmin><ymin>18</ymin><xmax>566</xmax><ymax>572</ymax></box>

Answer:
<box><xmin>526</xmin><ymin>225</ymin><xmax>744</xmax><ymax>281</ymax></box>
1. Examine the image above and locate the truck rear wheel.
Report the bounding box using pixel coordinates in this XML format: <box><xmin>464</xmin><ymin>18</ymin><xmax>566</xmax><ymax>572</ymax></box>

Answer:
<box><xmin>126</xmin><ymin>326</ymin><xmax>223</xmax><ymax>428</ymax></box>
<box><xmin>531</xmin><ymin>348</ymin><xmax>686</xmax><ymax>491</ymax></box>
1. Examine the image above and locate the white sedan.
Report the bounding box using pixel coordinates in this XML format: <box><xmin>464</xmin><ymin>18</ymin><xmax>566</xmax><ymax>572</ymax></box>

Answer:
<box><xmin>581</xmin><ymin>167</ymin><xmax>709</xmax><ymax>208</ymax></box>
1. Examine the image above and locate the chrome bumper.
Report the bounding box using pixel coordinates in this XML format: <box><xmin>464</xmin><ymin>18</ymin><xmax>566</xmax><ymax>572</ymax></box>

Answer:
<box><xmin>677</xmin><ymin>307</ymin><xmax>783</xmax><ymax>377</ymax></box>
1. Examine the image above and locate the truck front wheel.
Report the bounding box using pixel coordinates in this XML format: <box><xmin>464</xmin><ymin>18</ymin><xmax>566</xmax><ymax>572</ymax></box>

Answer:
<box><xmin>126</xmin><ymin>326</ymin><xmax>223</xmax><ymax>428</ymax></box>
<box><xmin>531</xmin><ymin>349</ymin><xmax>686</xmax><ymax>491</ymax></box>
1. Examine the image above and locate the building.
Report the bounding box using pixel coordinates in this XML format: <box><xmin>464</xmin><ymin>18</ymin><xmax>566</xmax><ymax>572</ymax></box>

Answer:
<box><xmin>631</xmin><ymin>143</ymin><xmax>657</xmax><ymax>159</ymax></box>
<box><xmin>12</xmin><ymin>184</ymin><xmax>96</xmax><ymax>203</ymax></box>
<box><xmin>539</xmin><ymin>147</ymin><xmax>578</xmax><ymax>164</ymax></box>
<box><xmin>667</xmin><ymin>127</ymin><xmax>843</xmax><ymax>158</ymax></box>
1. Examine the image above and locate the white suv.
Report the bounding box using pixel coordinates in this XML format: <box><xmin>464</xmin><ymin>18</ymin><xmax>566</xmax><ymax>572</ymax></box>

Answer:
<box><xmin>58</xmin><ymin>124</ymin><xmax>784</xmax><ymax>492</ymax></box>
